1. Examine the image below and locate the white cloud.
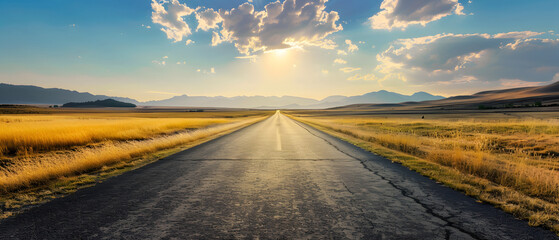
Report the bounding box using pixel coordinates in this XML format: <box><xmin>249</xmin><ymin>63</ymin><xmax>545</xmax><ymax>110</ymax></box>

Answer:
<box><xmin>493</xmin><ymin>31</ymin><xmax>544</xmax><ymax>39</ymax></box>
<box><xmin>337</xmin><ymin>50</ymin><xmax>347</xmax><ymax>55</ymax></box>
<box><xmin>369</xmin><ymin>0</ymin><xmax>465</xmax><ymax>30</ymax></box>
<box><xmin>346</xmin><ymin>39</ymin><xmax>358</xmax><ymax>53</ymax></box>
<box><xmin>212</xmin><ymin>0</ymin><xmax>343</xmax><ymax>55</ymax></box>
<box><xmin>185</xmin><ymin>39</ymin><xmax>195</xmax><ymax>45</ymax></box>
<box><xmin>334</xmin><ymin>58</ymin><xmax>347</xmax><ymax>64</ymax></box>
<box><xmin>152</xmin><ymin>0</ymin><xmax>342</xmax><ymax>55</ymax></box>
<box><xmin>163</xmin><ymin>56</ymin><xmax>169</xmax><ymax>59</ymax></box>
<box><xmin>211</xmin><ymin>67</ymin><xmax>216</xmax><ymax>74</ymax></box>
<box><xmin>196</xmin><ymin>8</ymin><xmax>223</xmax><ymax>31</ymax></box>
<box><xmin>339</xmin><ymin>67</ymin><xmax>361</xmax><ymax>73</ymax></box>
<box><xmin>375</xmin><ymin>32</ymin><xmax>559</xmax><ymax>87</ymax></box>
<box><xmin>151</xmin><ymin>0</ymin><xmax>196</xmax><ymax>42</ymax></box>
<box><xmin>347</xmin><ymin>73</ymin><xmax>376</xmax><ymax>81</ymax></box>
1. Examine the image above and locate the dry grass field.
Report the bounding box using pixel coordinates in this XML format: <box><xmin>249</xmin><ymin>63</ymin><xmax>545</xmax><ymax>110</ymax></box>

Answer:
<box><xmin>0</xmin><ymin>110</ymin><xmax>270</xmax><ymax>194</ymax></box>
<box><xmin>286</xmin><ymin>110</ymin><xmax>559</xmax><ymax>232</ymax></box>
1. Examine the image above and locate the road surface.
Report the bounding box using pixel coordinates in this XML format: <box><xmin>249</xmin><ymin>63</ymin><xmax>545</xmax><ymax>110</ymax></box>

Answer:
<box><xmin>0</xmin><ymin>112</ymin><xmax>556</xmax><ymax>239</ymax></box>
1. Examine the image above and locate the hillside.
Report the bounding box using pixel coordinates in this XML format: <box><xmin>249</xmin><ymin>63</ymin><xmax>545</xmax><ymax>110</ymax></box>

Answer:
<box><xmin>62</xmin><ymin>99</ymin><xmax>136</xmax><ymax>108</ymax></box>
<box><xmin>0</xmin><ymin>83</ymin><xmax>139</xmax><ymax>105</ymax></box>
<box><xmin>332</xmin><ymin>81</ymin><xmax>559</xmax><ymax>111</ymax></box>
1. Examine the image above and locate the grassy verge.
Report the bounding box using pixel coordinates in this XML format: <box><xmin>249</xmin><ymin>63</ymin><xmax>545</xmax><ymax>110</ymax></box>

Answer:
<box><xmin>0</xmin><ymin>111</ymin><xmax>268</xmax><ymax>156</ymax></box>
<box><xmin>0</xmin><ymin>113</ymin><xmax>269</xmax><ymax>219</ymax></box>
<box><xmin>285</xmin><ymin>113</ymin><xmax>559</xmax><ymax>233</ymax></box>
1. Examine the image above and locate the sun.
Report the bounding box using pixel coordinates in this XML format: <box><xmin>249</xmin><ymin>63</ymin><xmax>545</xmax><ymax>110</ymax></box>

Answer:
<box><xmin>267</xmin><ymin>48</ymin><xmax>290</xmax><ymax>58</ymax></box>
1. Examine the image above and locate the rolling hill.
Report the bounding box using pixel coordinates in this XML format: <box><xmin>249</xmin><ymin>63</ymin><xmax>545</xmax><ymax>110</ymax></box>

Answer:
<box><xmin>0</xmin><ymin>83</ymin><xmax>139</xmax><ymax>105</ymax></box>
<box><xmin>332</xmin><ymin>81</ymin><xmax>559</xmax><ymax>111</ymax></box>
<box><xmin>62</xmin><ymin>99</ymin><xmax>136</xmax><ymax>108</ymax></box>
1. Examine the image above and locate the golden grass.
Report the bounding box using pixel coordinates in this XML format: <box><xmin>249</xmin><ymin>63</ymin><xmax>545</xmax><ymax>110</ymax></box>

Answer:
<box><xmin>0</xmin><ymin>111</ymin><xmax>270</xmax><ymax>193</ymax></box>
<box><xmin>286</xmin><ymin>112</ymin><xmax>559</xmax><ymax>232</ymax></box>
<box><xmin>0</xmin><ymin>113</ymin><xmax>264</xmax><ymax>156</ymax></box>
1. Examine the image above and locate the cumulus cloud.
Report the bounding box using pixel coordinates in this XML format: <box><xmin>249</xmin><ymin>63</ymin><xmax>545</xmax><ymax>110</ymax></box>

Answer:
<box><xmin>152</xmin><ymin>0</ymin><xmax>342</xmax><ymax>53</ymax></box>
<box><xmin>212</xmin><ymin>0</ymin><xmax>343</xmax><ymax>55</ymax></box>
<box><xmin>375</xmin><ymin>32</ymin><xmax>559</xmax><ymax>87</ymax></box>
<box><xmin>369</xmin><ymin>0</ymin><xmax>465</xmax><ymax>30</ymax></box>
<box><xmin>334</xmin><ymin>58</ymin><xmax>347</xmax><ymax>64</ymax></box>
<box><xmin>196</xmin><ymin>8</ymin><xmax>223</xmax><ymax>31</ymax></box>
<box><xmin>346</xmin><ymin>39</ymin><xmax>358</xmax><ymax>53</ymax></box>
<box><xmin>151</xmin><ymin>0</ymin><xmax>196</xmax><ymax>42</ymax></box>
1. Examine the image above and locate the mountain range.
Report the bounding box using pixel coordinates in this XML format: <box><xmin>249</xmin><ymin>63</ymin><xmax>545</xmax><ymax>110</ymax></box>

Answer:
<box><xmin>0</xmin><ymin>83</ymin><xmax>445</xmax><ymax>109</ymax></box>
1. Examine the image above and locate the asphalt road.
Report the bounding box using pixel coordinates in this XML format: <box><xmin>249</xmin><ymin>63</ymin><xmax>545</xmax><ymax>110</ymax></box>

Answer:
<box><xmin>0</xmin><ymin>112</ymin><xmax>556</xmax><ymax>239</ymax></box>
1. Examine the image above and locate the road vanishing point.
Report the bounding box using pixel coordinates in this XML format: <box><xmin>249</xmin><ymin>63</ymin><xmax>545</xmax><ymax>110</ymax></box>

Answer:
<box><xmin>0</xmin><ymin>112</ymin><xmax>556</xmax><ymax>239</ymax></box>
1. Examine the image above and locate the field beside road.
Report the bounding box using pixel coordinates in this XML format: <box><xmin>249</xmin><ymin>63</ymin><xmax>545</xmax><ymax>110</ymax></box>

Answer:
<box><xmin>0</xmin><ymin>107</ymin><xmax>270</xmax><ymax>218</ymax></box>
<box><xmin>286</xmin><ymin>110</ymin><xmax>559</xmax><ymax>232</ymax></box>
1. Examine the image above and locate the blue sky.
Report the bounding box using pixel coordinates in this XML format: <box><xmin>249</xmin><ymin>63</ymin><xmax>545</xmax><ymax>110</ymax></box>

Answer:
<box><xmin>1</xmin><ymin>0</ymin><xmax>558</xmax><ymax>101</ymax></box>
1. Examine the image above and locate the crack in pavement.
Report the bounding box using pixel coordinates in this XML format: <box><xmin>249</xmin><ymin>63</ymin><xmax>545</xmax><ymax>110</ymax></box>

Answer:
<box><xmin>340</xmin><ymin>180</ymin><xmax>377</xmax><ymax>232</ymax></box>
<box><xmin>292</xmin><ymin>119</ymin><xmax>482</xmax><ymax>240</ymax></box>
<box><xmin>341</xmin><ymin>181</ymin><xmax>354</xmax><ymax>195</ymax></box>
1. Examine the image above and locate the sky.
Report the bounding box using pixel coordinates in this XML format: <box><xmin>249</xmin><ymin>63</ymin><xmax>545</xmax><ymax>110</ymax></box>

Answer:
<box><xmin>0</xmin><ymin>0</ymin><xmax>558</xmax><ymax>101</ymax></box>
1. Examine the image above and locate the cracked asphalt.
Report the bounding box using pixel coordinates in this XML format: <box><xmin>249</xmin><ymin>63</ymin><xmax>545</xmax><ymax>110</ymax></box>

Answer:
<box><xmin>0</xmin><ymin>112</ymin><xmax>556</xmax><ymax>239</ymax></box>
